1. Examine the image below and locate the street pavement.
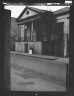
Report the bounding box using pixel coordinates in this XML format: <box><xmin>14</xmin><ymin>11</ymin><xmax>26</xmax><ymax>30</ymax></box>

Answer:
<box><xmin>10</xmin><ymin>53</ymin><xmax>67</xmax><ymax>91</ymax></box>
<box><xmin>11</xmin><ymin>51</ymin><xmax>69</xmax><ymax>63</ymax></box>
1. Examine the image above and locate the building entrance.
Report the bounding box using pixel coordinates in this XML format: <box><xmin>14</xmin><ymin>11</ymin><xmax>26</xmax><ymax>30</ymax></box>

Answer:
<box><xmin>25</xmin><ymin>44</ymin><xmax>28</xmax><ymax>53</ymax></box>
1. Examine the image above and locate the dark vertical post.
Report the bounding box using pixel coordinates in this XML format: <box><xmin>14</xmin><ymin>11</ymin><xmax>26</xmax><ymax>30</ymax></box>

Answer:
<box><xmin>3</xmin><ymin>9</ymin><xmax>11</xmax><ymax>90</ymax></box>
<box><xmin>66</xmin><ymin>63</ymin><xmax>69</xmax><ymax>92</ymax></box>
<box><xmin>0</xmin><ymin>3</ymin><xmax>4</xmax><ymax>92</ymax></box>
<box><xmin>0</xmin><ymin>4</ymin><xmax>11</xmax><ymax>91</ymax></box>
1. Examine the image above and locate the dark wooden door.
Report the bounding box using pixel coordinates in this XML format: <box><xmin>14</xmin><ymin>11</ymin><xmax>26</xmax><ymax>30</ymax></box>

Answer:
<box><xmin>57</xmin><ymin>22</ymin><xmax>64</xmax><ymax>57</ymax></box>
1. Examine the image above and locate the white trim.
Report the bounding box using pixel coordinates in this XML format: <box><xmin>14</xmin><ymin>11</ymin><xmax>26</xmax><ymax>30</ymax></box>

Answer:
<box><xmin>56</xmin><ymin>14</ymin><xmax>69</xmax><ymax>20</ymax></box>
<box><xmin>17</xmin><ymin>16</ymin><xmax>40</xmax><ymax>25</ymax></box>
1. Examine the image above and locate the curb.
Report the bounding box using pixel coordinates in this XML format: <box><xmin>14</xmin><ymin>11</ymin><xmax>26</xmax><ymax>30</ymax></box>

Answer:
<box><xmin>10</xmin><ymin>51</ymin><xmax>59</xmax><ymax>60</ymax></box>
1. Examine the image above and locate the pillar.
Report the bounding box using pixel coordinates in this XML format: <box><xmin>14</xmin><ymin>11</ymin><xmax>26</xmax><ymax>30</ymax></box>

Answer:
<box><xmin>3</xmin><ymin>9</ymin><xmax>11</xmax><ymax>90</ymax></box>
<box><xmin>64</xmin><ymin>18</ymin><xmax>69</xmax><ymax>57</ymax></box>
<box><xmin>64</xmin><ymin>34</ymin><xmax>67</xmax><ymax>57</ymax></box>
<box><xmin>31</xmin><ymin>21</ymin><xmax>33</xmax><ymax>41</ymax></box>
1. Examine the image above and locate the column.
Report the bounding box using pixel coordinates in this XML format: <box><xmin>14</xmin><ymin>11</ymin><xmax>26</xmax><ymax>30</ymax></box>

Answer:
<box><xmin>21</xmin><ymin>25</ymin><xmax>24</xmax><ymax>41</ymax></box>
<box><xmin>31</xmin><ymin>21</ymin><xmax>33</xmax><ymax>41</ymax></box>
<box><xmin>64</xmin><ymin>18</ymin><xmax>69</xmax><ymax>57</ymax></box>
<box><xmin>64</xmin><ymin>34</ymin><xmax>67</xmax><ymax>57</ymax></box>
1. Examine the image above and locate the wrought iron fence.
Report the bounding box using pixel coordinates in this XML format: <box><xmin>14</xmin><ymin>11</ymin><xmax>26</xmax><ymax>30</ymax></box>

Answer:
<box><xmin>25</xmin><ymin>36</ymin><xmax>31</xmax><ymax>41</ymax></box>
<box><xmin>15</xmin><ymin>36</ymin><xmax>36</xmax><ymax>42</ymax></box>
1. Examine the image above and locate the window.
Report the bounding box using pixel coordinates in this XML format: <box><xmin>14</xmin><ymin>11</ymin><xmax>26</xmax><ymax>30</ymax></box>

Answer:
<box><xmin>26</xmin><ymin>11</ymin><xmax>29</xmax><ymax>15</ymax></box>
<box><xmin>25</xmin><ymin>26</ymin><xmax>31</xmax><ymax>41</ymax></box>
<box><xmin>53</xmin><ymin>22</ymin><xmax>64</xmax><ymax>41</ymax></box>
<box><xmin>21</xmin><ymin>25</ymin><xmax>24</xmax><ymax>41</ymax></box>
<box><xmin>32</xmin><ymin>29</ymin><xmax>36</xmax><ymax>41</ymax></box>
<box><xmin>57</xmin><ymin>22</ymin><xmax>64</xmax><ymax>41</ymax></box>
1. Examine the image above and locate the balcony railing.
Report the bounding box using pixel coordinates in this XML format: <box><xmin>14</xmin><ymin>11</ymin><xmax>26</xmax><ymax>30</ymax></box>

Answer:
<box><xmin>25</xmin><ymin>36</ymin><xmax>31</xmax><ymax>41</ymax></box>
<box><xmin>32</xmin><ymin>36</ymin><xmax>36</xmax><ymax>41</ymax></box>
<box><xmin>16</xmin><ymin>36</ymin><xmax>36</xmax><ymax>42</ymax></box>
<box><xmin>25</xmin><ymin>36</ymin><xmax>36</xmax><ymax>41</ymax></box>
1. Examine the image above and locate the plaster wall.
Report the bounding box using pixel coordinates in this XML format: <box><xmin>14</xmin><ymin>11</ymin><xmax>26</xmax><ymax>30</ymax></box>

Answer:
<box><xmin>15</xmin><ymin>42</ymin><xmax>42</xmax><ymax>54</ymax></box>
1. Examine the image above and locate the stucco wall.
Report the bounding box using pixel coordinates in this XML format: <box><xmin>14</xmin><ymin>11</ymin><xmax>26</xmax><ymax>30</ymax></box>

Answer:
<box><xmin>33</xmin><ymin>42</ymin><xmax>42</xmax><ymax>54</ymax></box>
<box><xmin>57</xmin><ymin>13</ymin><xmax>69</xmax><ymax>35</ymax></box>
<box><xmin>15</xmin><ymin>42</ymin><xmax>24</xmax><ymax>52</ymax></box>
<box><xmin>15</xmin><ymin>42</ymin><xmax>42</xmax><ymax>54</ymax></box>
<box><xmin>57</xmin><ymin>13</ymin><xmax>69</xmax><ymax>57</ymax></box>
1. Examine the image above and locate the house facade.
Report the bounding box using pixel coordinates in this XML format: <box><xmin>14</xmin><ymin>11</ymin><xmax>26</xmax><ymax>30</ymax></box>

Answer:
<box><xmin>54</xmin><ymin>7</ymin><xmax>69</xmax><ymax>57</ymax></box>
<box><xmin>15</xmin><ymin>6</ymin><xmax>70</xmax><ymax>57</ymax></box>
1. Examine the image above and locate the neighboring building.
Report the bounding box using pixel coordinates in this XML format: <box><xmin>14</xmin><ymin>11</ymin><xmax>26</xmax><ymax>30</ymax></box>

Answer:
<box><xmin>10</xmin><ymin>17</ymin><xmax>18</xmax><ymax>51</ymax></box>
<box><xmin>54</xmin><ymin>7</ymin><xmax>69</xmax><ymax>57</ymax></box>
<box><xmin>15</xmin><ymin>6</ymin><xmax>70</xmax><ymax>57</ymax></box>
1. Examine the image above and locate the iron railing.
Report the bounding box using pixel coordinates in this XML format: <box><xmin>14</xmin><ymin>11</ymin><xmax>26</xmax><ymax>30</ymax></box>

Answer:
<box><xmin>16</xmin><ymin>36</ymin><xmax>36</xmax><ymax>42</ymax></box>
<box><xmin>32</xmin><ymin>36</ymin><xmax>36</xmax><ymax>41</ymax></box>
<box><xmin>25</xmin><ymin>36</ymin><xmax>31</xmax><ymax>41</ymax></box>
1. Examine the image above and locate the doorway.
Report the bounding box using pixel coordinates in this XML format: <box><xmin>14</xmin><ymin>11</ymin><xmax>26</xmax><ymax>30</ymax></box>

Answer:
<box><xmin>25</xmin><ymin>44</ymin><xmax>28</xmax><ymax>53</ymax></box>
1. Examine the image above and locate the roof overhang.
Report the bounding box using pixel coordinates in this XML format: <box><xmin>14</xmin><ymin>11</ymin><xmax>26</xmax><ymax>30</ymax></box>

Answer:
<box><xmin>54</xmin><ymin>7</ymin><xmax>70</xmax><ymax>15</ymax></box>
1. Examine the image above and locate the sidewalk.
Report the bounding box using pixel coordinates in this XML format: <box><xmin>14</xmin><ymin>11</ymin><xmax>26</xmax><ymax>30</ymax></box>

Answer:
<box><xmin>10</xmin><ymin>51</ymin><xmax>69</xmax><ymax>64</ymax></box>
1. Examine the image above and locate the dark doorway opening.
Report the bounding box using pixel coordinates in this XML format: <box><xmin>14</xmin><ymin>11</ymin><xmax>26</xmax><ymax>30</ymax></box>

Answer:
<box><xmin>52</xmin><ymin>22</ymin><xmax>64</xmax><ymax>57</ymax></box>
<box><xmin>25</xmin><ymin>44</ymin><xmax>28</xmax><ymax>53</ymax></box>
<box><xmin>57</xmin><ymin>22</ymin><xmax>64</xmax><ymax>57</ymax></box>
